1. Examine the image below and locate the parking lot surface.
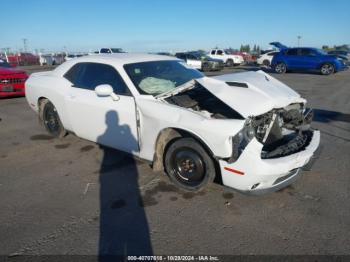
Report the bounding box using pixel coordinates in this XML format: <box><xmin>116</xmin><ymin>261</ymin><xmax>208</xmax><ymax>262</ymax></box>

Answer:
<box><xmin>1</xmin><ymin>66</ymin><xmax>350</xmax><ymax>256</ymax></box>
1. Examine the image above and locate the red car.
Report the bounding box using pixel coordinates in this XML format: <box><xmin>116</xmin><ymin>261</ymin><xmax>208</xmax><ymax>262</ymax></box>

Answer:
<box><xmin>0</xmin><ymin>60</ymin><xmax>28</xmax><ymax>98</ymax></box>
<box><xmin>6</xmin><ymin>52</ymin><xmax>39</xmax><ymax>66</ymax></box>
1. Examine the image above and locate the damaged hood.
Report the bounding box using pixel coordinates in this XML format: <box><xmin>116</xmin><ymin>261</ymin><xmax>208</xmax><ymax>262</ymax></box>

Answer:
<box><xmin>196</xmin><ymin>70</ymin><xmax>305</xmax><ymax>118</ymax></box>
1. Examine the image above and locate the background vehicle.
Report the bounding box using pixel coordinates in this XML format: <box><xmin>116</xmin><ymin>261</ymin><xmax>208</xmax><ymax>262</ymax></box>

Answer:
<box><xmin>25</xmin><ymin>54</ymin><xmax>320</xmax><ymax>194</ymax></box>
<box><xmin>208</xmin><ymin>49</ymin><xmax>244</xmax><ymax>66</ymax></box>
<box><xmin>328</xmin><ymin>50</ymin><xmax>350</xmax><ymax>65</ymax></box>
<box><xmin>256</xmin><ymin>51</ymin><xmax>279</xmax><ymax>67</ymax></box>
<box><xmin>99</xmin><ymin>48</ymin><xmax>125</xmax><ymax>54</ymax></box>
<box><xmin>6</xmin><ymin>52</ymin><xmax>39</xmax><ymax>66</ymax></box>
<box><xmin>271</xmin><ymin>46</ymin><xmax>348</xmax><ymax>75</ymax></box>
<box><xmin>175</xmin><ymin>51</ymin><xmax>224</xmax><ymax>71</ymax></box>
<box><xmin>232</xmin><ymin>51</ymin><xmax>253</xmax><ymax>62</ymax></box>
<box><xmin>64</xmin><ymin>54</ymin><xmax>86</xmax><ymax>61</ymax></box>
<box><xmin>0</xmin><ymin>60</ymin><xmax>28</xmax><ymax>98</ymax></box>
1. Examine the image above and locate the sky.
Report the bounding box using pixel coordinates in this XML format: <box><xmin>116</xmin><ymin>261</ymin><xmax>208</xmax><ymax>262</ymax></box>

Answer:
<box><xmin>1</xmin><ymin>0</ymin><xmax>350</xmax><ymax>53</ymax></box>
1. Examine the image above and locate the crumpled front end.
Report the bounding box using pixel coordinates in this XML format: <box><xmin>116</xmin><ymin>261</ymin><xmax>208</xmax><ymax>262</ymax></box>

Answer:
<box><xmin>219</xmin><ymin>102</ymin><xmax>320</xmax><ymax>194</ymax></box>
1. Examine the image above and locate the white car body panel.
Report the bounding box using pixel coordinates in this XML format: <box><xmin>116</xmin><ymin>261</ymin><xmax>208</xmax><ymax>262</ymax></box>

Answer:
<box><xmin>65</xmin><ymin>88</ymin><xmax>139</xmax><ymax>153</ymax></box>
<box><xmin>25</xmin><ymin>53</ymin><xmax>320</xmax><ymax>194</ymax></box>
<box><xmin>256</xmin><ymin>51</ymin><xmax>278</xmax><ymax>66</ymax></box>
<box><xmin>219</xmin><ymin>130</ymin><xmax>320</xmax><ymax>193</ymax></box>
<box><xmin>209</xmin><ymin>71</ymin><xmax>305</xmax><ymax>117</ymax></box>
<box><xmin>186</xmin><ymin>58</ymin><xmax>202</xmax><ymax>70</ymax></box>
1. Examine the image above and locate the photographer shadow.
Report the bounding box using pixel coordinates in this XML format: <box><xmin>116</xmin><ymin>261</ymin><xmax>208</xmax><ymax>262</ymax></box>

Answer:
<box><xmin>97</xmin><ymin>110</ymin><xmax>153</xmax><ymax>260</ymax></box>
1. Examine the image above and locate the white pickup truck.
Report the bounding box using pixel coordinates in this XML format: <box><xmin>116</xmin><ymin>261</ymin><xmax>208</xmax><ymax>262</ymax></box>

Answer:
<box><xmin>208</xmin><ymin>49</ymin><xmax>244</xmax><ymax>66</ymax></box>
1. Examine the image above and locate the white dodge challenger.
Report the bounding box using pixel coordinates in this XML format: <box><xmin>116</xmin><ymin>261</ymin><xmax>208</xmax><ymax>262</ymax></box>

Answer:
<box><xmin>25</xmin><ymin>54</ymin><xmax>320</xmax><ymax>194</ymax></box>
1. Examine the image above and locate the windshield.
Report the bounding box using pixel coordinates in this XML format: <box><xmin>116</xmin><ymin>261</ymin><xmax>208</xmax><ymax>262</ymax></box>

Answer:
<box><xmin>315</xmin><ymin>49</ymin><xmax>328</xmax><ymax>55</ymax></box>
<box><xmin>111</xmin><ymin>48</ymin><xmax>123</xmax><ymax>53</ymax></box>
<box><xmin>124</xmin><ymin>60</ymin><xmax>203</xmax><ymax>96</ymax></box>
<box><xmin>0</xmin><ymin>60</ymin><xmax>11</xmax><ymax>68</ymax></box>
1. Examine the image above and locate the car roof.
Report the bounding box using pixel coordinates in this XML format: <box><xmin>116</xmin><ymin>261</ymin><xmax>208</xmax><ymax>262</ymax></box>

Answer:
<box><xmin>54</xmin><ymin>53</ymin><xmax>179</xmax><ymax>75</ymax></box>
<box><xmin>73</xmin><ymin>53</ymin><xmax>176</xmax><ymax>64</ymax></box>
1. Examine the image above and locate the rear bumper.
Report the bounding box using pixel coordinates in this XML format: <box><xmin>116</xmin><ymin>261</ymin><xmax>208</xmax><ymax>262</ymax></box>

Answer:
<box><xmin>219</xmin><ymin>130</ymin><xmax>320</xmax><ymax>195</ymax></box>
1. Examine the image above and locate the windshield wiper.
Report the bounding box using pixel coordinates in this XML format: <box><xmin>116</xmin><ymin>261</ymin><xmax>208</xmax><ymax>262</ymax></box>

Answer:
<box><xmin>155</xmin><ymin>79</ymin><xmax>197</xmax><ymax>99</ymax></box>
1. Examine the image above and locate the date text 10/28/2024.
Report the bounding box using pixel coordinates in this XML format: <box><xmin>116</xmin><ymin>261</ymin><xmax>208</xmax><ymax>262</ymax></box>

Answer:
<box><xmin>127</xmin><ymin>255</ymin><xmax>220</xmax><ymax>261</ymax></box>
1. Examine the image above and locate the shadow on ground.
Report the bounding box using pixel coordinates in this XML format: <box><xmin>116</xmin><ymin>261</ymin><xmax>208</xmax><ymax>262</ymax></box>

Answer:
<box><xmin>98</xmin><ymin>111</ymin><xmax>153</xmax><ymax>260</ymax></box>
<box><xmin>313</xmin><ymin>109</ymin><xmax>350</xmax><ymax>124</ymax></box>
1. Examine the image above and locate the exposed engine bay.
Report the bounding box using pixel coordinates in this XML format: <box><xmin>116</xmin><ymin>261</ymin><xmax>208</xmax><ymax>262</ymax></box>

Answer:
<box><xmin>164</xmin><ymin>83</ymin><xmax>244</xmax><ymax>119</ymax></box>
<box><xmin>250</xmin><ymin>103</ymin><xmax>315</xmax><ymax>159</ymax></box>
<box><xmin>163</xmin><ymin>81</ymin><xmax>315</xmax><ymax>160</ymax></box>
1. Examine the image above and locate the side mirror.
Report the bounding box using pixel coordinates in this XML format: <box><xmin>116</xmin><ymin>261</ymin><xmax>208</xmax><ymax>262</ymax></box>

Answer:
<box><xmin>95</xmin><ymin>84</ymin><xmax>119</xmax><ymax>101</ymax></box>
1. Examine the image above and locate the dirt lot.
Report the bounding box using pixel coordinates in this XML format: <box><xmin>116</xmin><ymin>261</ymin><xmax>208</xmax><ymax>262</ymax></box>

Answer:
<box><xmin>1</xmin><ymin>65</ymin><xmax>350</xmax><ymax>258</ymax></box>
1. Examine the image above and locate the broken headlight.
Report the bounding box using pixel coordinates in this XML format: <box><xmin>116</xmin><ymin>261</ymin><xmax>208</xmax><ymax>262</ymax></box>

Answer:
<box><xmin>228</xmin><ymin>122</ymin><xmax>255</xmax><ymax>163</ymax></box>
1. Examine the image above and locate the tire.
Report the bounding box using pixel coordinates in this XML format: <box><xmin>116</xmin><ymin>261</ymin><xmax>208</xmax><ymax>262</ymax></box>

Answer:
<box><xmin>263</xmin><ymin>59</ymin><xmax>270</xmax><ymax>67</ymax></box>
<box><xmin>226</xmin><ymin>59</ymin><xmax>234</xmax><ymax>67</ymax></box>
<box><xmin>39</xmin><ymin>99</ymin><xmax>67</xmax><ymax>138</ymax></box>
<box><xmin>274</xmin><ymin>62</ymin><xmax>287</xmax><ymax>74</ymax></box>
<box><xmin>164</xmin><ymin>137</ymin><xmax>216</xmax><ymax>191</ymax></box>
<box><xmin>320</xmin><ymin>63</ymin><xmax>335</xmax><ymax>75</ymax></box>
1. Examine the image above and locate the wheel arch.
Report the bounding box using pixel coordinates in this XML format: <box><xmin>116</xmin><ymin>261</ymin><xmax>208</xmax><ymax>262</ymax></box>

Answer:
<box><xmin>152</xmin><ymin>127</ymin><xmax>216</xmax><ymax>172</ymax></box>
<box><xmin>37</xmin><ymin>96</ymin><xmax>71</xmax><ymax>131</ymax></box>
<box><xmin>319</xmin><ymin>61</ymin><xmax>336</xmax><ymax>71</ymax></box>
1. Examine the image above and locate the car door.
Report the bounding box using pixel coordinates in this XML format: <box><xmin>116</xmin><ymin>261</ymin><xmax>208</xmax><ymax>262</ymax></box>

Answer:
<box><xmin>284</xmin><ymin>48</ymin><xmax>300</xmax><ymax>69</ymax></box>
<box><xmin>64</xmin><ymin>62</ymin><xmax>139</xmax><ymax>153</ymax></box>
<box><xmin>298</xmin><ymin>48</ymin><xmax>320</xmax><ymax>69</ymax></box>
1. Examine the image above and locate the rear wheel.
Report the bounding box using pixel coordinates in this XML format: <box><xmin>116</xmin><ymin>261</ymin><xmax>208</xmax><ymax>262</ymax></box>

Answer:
<box><xmin>164</xmin><ymin>138</ymin><xmax>216</xmax><ymax>191</ymax></box>
<box><xmin>320</xmin><ymin>63</ymin><xmax>334</xmax><ymax>75</ymax></box>
<box><xmin>274</xmin><ymin>62</ymin><xmax>287</xmax><ymax>74</ymax></box>
<box><xmin>263</xmin><ymin>59</ymin><xmax>270</xmax><ymax>67</ymax></box>
<box><xmin>39</xmin><ymin>99</ymin><xmax>67</xmax><ymax>138</ymax></box>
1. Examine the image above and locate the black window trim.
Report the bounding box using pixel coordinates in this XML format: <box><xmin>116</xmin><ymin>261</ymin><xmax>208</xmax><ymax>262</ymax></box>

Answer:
<box><xmin>63</xmin><ymin>62</ymin><xmax>132</xmax><ymax>96</ymax></box>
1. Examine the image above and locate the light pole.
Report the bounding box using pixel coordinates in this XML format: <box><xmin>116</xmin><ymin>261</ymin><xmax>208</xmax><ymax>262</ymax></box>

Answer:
<box><xmin>297</xmin><ymin>36</ymin><xmax>302</xmax><ymax>47</ymax></box>
<box><xmin>22</xmin><ymin>38</ymin><xmax>28</xmax><ymax>52</ymax></box>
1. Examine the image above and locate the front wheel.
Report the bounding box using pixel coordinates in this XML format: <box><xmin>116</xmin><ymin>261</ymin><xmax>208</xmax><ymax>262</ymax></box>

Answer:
<box><xmin>320</xmin><ymin>63</ymin><xmax>335</xmax><ymax>75</ymax></box>
<box><xmin>274</xmin><ymin>62</ymin><xmax>287</xmax><ymax>73</ymax></box>
<box><xmin>164</xmin><ymin>138</ymin><xmax>216</xmax><ymax>191</ymax></box>
<box><xmin>39</xmin><ymin>99</ymin><xmax>67</xmax><ymax>138</ymax></box>
<box><xmin>226</xmin><ymin>59</ymin><xmax>233</xmax><ymax>67</ymax></box>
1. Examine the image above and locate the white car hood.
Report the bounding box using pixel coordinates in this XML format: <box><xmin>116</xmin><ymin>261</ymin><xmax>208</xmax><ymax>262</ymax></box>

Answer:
<box><xmin>196</xmin><ymin>70</ymin><xmax>305</xmax><ymax>118</ymax></box>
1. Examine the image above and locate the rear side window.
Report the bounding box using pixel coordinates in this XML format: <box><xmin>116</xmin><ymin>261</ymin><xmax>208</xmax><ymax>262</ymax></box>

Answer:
<box><xmin>211</xmin><ymin>50</ymin><xmax>216</xmax><ymax>55</ymax></box>
<box><xmin>187</xmin><ymin>54</ymin><xmax>197</xmax><ymax>60</ymax></box>
<box><xmin>175</xmin><ymin>53</ymin><xmax>186</xmax><ymax>60</ymax></box>
<box><xmin>64</xmin><ymin>63</ymin><xmax>82</xmax><ymax>83</ymax></box>
<box><xmin>286</xmin><ymin>49</ymin><xmax>298</xmax><ymax>56</ymax></box>
<box><xmin>267</xmin><ymin>51</ymin><xmax>278</xmax><ymax>56</ymax></box>
<box><xmin>64</xmin><ymin>63</ymin><xmax>131</xmax><ymax>96</ymax></box>
<box><xmin>300</xmin><ymin>49</ymin><xmax>312</xmax><ymax>56</ymax></box>
<box><xmin>217</xmin><ymin>50</ymin><xmax>223</xmax><ymax>55</ymax></box>
<box><xmin>100</xmin><ymin>48</ymin><xmax>111</xmax><ymax>54</ymax></box>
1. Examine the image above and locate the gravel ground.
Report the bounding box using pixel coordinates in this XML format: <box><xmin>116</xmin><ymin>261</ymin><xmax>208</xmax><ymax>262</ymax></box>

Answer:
<box><xmin>0</xmin><ymin>65</ymin><xmax>349</xmax><ymax>258</ymax></box>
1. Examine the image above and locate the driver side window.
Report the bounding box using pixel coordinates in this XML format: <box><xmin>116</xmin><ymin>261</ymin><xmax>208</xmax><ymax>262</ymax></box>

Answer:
<box><xmin>64</xmin><ymin>62</ymin><xmax>131</xmax><ymax>96</ymax></box>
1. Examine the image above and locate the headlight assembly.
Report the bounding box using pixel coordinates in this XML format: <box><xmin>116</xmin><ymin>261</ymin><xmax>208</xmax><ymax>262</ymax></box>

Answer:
<box><xmin>228</xmin><ymin>121</ymin><xmax>255</xmax><ymax>163</ymax></box>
